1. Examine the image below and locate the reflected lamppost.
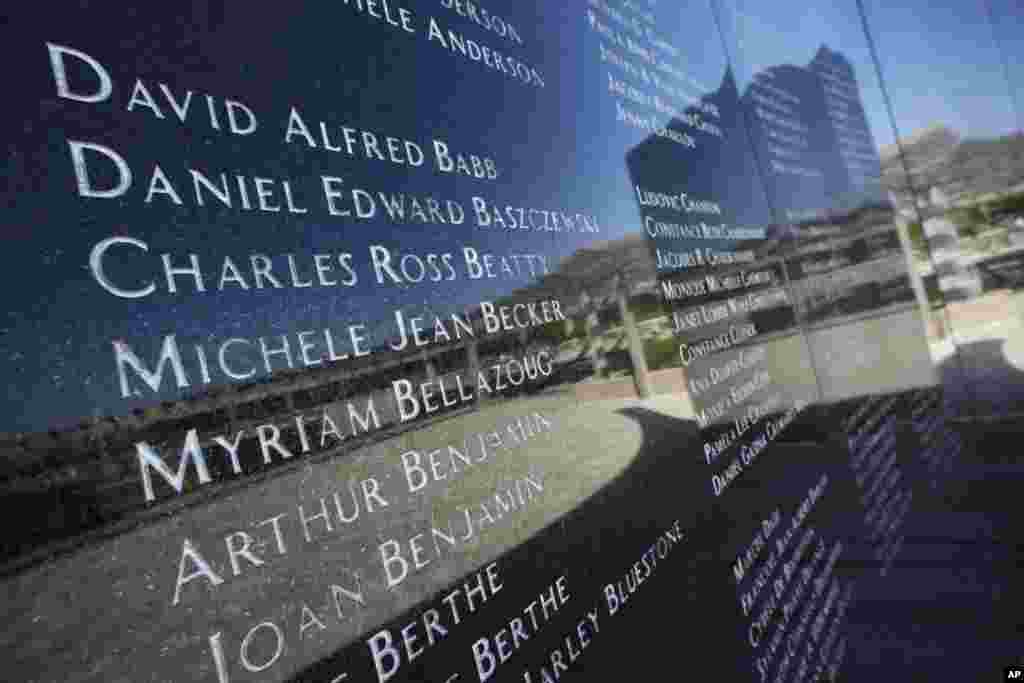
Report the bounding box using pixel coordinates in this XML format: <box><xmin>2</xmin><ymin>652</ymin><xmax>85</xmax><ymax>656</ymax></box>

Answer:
<box><xmin>611</xmin><ymin>270</ymin><xmax>652</xmax><ymax>399</ymax></box>
<box><xmin>576</xmin><ymin>289</ymin><xmax>604</xmax><ymax>377</ymax></box>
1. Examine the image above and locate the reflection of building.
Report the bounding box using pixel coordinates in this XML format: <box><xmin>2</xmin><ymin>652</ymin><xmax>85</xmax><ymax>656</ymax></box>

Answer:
<box><xmin>622</xmin><ymin>47</ymin><xmax>889</xmax><ymax>244</ymax></box>
<box><xmin>809</xmin><ymin>47</ymin><xmax>884</xmax><ymax>203</ymax></box>
<box><xmin>625</xmin><ymin>67</ymin><xmax>779</xmax><ymax>235</ymax></box>
<box><xmin>624</xmin><ymin>48</ymin><xmax>930</xmax><ymax>419</ymax></box>
<box><xmin>742</xmin><ymin>46</ymin><xmax>885</xmax><ymax>215</ymax></box>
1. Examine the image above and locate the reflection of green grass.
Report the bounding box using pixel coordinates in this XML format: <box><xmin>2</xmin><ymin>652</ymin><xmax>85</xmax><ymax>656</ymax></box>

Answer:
<box><xmin>629</xmin><ymin>293</ymin><xmax>667</xmax><ymax>323</ymax></box>
<box><xmin>644</xmin><ymin>336</ymin><xmax>681</xmax><ymax>371</ymax></box>
<box><xmin>907</xmin><ymin>220</ymin><xmax>928</xmax><ymax>256</ymax></box>
<box><xmin>950</xmin><ymin>206</ymin><xmax>987</xmax><ymax>239</ymax></box>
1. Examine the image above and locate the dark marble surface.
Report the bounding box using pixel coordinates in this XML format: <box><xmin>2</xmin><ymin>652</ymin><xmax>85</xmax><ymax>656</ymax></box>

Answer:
<box><xmin>2</xmin><ymin>1</ymin><xmax>1023</xmax><ymax>681</ymax></box>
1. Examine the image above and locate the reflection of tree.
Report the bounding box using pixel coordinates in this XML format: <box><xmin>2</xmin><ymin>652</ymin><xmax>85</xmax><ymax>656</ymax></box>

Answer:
<box><xmin>503</xmin><ymin>234</ymin><xmax>662</xmax><ymax>389</ymax></box>
<box><xmin>884</xmin><ymin>125</ymin><xmax>1024</xmax><ymax>208</ymax></box>
<box><xmin>0</xmin><ymin>227</ymin><xmax>675</xmax><ymax>570</ymax></box>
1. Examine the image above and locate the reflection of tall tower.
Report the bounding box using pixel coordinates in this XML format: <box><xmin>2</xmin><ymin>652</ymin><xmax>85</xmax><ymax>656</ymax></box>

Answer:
<box><xmin>743</xmin><ymin>64</ymin><xmax>829</xmax><ymax>214</ymax></box>
<box><xmin>809</xmin><ymin>47</ymin><xmax>884</xmax><ymax>204</ymax></box>
<box><xmin>741</xmin><ymin>46</ymin><xmax>885</xmax><ymax>217</ymax></box>
<box><xmin>625</xmin><ymin>47</ymin><xmax>890</xmax><ymax>245</ymax></box>
<box><xmin>626</xmin><ymin>67</ymin><xmax>775</xmax><ymax>233</ymax></box>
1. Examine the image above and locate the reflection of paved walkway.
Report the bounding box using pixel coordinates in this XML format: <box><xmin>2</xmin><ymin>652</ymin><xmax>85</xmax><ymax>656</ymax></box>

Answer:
<box><xmin>1</xmin><ymin>392</ymin><xmax>696</xmax><ymax>682</ymax></box>
<box><xmin>414</xmin><ymin>392</ymin><xmax>693</xmax><ymax>568</ymax></box>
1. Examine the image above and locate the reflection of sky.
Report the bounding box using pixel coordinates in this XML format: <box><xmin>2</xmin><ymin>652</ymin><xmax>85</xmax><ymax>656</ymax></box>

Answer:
<box><xmin>986</xmin><ymin>0</ymin><xmax>1024</xmax><ymax>125</ymax></box>
<box><xmin>2</xmin><ymin>0</ymin><xmax>1022</xmax><ymax>432</ymax></box>
<box><xmin>861</xmin><ymin>0</ymin><xmax>1020</xmax><ymax>141</ymax></box>
<box><xmin>717</xmin><ymin>0</ymin><xmax>1021</xmax><ymax>146</ymax></box>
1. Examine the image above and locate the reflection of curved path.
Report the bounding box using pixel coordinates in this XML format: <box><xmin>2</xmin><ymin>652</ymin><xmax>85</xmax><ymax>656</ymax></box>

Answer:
<box><xmin>289</xmin><ymin>395</ymin><xmax>711</xmax><ymax>683</ymax></box>
<box><xmin>0</xmin><ymin>393</ymin><xmax>697</xmax><ymax>682</ymax></box>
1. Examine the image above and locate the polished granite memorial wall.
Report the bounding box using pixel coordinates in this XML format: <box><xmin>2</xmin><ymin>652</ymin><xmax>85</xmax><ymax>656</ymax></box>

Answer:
<box><xmin>1</xmin><ymin>1</ymin><xmax>1022</xmax><ymax>681</ymax></box>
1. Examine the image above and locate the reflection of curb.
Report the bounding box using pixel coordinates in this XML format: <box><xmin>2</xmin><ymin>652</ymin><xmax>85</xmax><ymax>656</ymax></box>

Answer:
<box><xmin>571</xmin><ymin>369</ymin><xmax>686</xmax><ymax>402</ymax></box>
<box><xmin>946</xmin><ymin>290</ymin><xmax>1012</xmax><ymax>330</ymax></box>
<box><xmin>924</xmin><ymin>290</ymin><xmax>1021</xmax><ymax>341</ymax></box>
<box><xmin>574</xmin><ymin>377</ymin><xmax>641</xmax><ymax>402</ymax></box>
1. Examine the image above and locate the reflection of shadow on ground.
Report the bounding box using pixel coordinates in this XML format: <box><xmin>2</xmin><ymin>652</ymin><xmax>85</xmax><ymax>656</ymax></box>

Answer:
<box><xmin>616</xmin><ymin>405</ymin><xmax>701</xmax><ymax>465</ymax></box>
<box><xmin>939</xmin><ymin>338</ymin><xmax>1024</xmax><ymax>415</ymax></box>
<box><xmin>286</xmin><ymin>402</ymin><xmax>702</xmax><ymax>683</ymax></box>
